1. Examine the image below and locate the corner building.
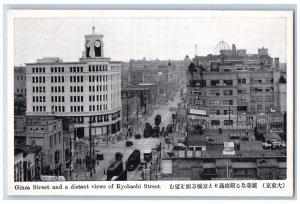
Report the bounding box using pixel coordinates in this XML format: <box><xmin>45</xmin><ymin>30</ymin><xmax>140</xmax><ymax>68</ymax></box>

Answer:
<box><xmin>26</xmin><ymin>27</ymin><xmax>122</xmax><ymax>138</ymax></box>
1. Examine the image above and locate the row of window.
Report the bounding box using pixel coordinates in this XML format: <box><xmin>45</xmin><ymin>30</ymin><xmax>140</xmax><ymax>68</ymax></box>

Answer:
<box><xmin>51</xmin><ymin>76</ymin><xmax>64</xmax><ymax>83</ymax></box>
<box><xmin>51</xmin><ymin>67</ymin><xmax>65</xmax><ymax>73</ymax></box>
<box><xmin>16</xmin><ymin>76</ymin><xmax>25</xmax><ymax>80</ymax></box>
<box><xmin>191</xmin><ymin>99</ymin><xmax>234</xmax><ymax>106</ymax></box>
<box><xmin>210</xmin><ymin>110</ymin><xmax>233</xmax><ymax>115</ymax></box>
<box><xmin>88</xmin><ymin>65</ymin><xmax>108</xmax><ymax>72</ymax></box>
<box><xmin>112</xmin><ymin>111</ymin><xmax>121</xmax><ymax>120</ymax></box>
<box><xmin>70</xmin><ymin>86</ymin><xmax>83</xmax><ymax>93</ymax></box>
<box><xmin>32</xmin><ymin>76</ymin><xmax>46</xmax><ymax>83</ymax></box>
<box><xmin>209</xmin><ymin>90</ymin><xmax>233</xmax><ymax>96</ymax></box>
<box><xmin>33</xmin><ymin>96</ymin><xmax>46</xmax><ymax>103</ymax></box>
<box><xmin>51</xmin><ymin>96</ymin><xmax>65</xmax><ymax>103</ymax></box>
<box><xmin>89</xmin><ymin>85</ymin><xmax>108</xmax><ymax>92</ymax></box>
<box><xmin>250</xmin><ymin>87</ymin><xmax>273</xmax><ymax>92</ymax></box>
<box><xmin>251</xmin><ymin>78</ymin><xmax>274</xmax><ymax>83</ymax></box>
<box><xmin>52</xmin><ymin>106</ymin><xmax>65</xmax><ymax>113</ymax></box>
<box><xmin>70</xmin><ymin>106</ymin><xmax>84</xmax><ymax>112</ymax></box>
<box><xmin>89</xmin><ymin>75</ymin><xmax>108</xmax><ymax>82</ymax></box>
<box><xmin>70</xmin><ymin>95</ymin><xmax>84</xmax><ymax>103</ymax></box>
<box><xmin>89</xmin><ymin>104</ymin><xmax>108</xmax><ymax>112</ymax></box>
<box><xmin>51</xmin><ymin>86</ymin><xmax>65</xmax><ymax>93</ymax></box>
<box><xmin>32</xmin><ymin>106</ymin><xmax>46</xmax><ymax>112</ymax></box>
<box><xmin>16</xmin><ymin>89</ymin><xmax>26</xmax><ymax>94</ymax></box>
<box><xmin>32</xmin><ymin>86</ymin><xmax>46</xmax><ymax>93</ymax></box>
<box><xmin>250</xmin><ymin>95</ymin><xmax>274</xmax><ymax>102</ymax></box>
<box><xmin>89</xmin><ymin>94</ymin><xmax>107</xmax><ymax>102</ymax></box>
<box><xmin>70</xmin><ymin>76</ymin><xmax>84</xmax><ymax>83</ymax></box>
<box><xmin>70</xmin><ymin>67</ymin><xmax>83</xmax><ymax>73</ymax></box>
<box><xmin>211</xmin><ymin>120</ymin><xmax>233</xmax><ymax>126</ymax></box>
<box><xmin>32</xmin><ymin>67</ymin><xmax>45</xmax><ymax>73</ymax></box>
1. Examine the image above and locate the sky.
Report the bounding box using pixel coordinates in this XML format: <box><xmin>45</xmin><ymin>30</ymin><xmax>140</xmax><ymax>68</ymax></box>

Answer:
<box><xmin>14</xmin><ymin>16</ymin><xmax>287</xmax><ymax>66</ymax></box>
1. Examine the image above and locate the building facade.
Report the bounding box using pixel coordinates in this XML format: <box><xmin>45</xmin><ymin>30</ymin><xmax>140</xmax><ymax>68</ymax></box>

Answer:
<box><xmin>186</xmin><ymin>43</ymin><xmax>286</xmax><ymax>131</ymax></box>
<box><xmin>26</xmin><ymin>118</ymin><xmax>64</xmax><ymax>176</ymax></box>
<box><xmin>25</xmin><ymin>27</ymin><xmax>122</xmax><ymax>138</ymax></box>
<box><xmin>14</xmin><ymin>66</ymin><xmax>27</xmax><ymax>97</ymax></box>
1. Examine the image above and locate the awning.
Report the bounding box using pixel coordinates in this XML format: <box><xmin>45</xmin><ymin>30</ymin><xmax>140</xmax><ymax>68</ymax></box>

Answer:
<box><xmin>232</xmin><ymin>162</ymin><xmax>257</xmax><ymax>169</ymax></box>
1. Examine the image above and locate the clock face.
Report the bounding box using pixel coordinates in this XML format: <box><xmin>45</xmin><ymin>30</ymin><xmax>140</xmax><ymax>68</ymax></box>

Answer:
<box><xmin>95</xmin><ymin>41</ymin><xmax>101</xmax><ymax>48</ymax></box>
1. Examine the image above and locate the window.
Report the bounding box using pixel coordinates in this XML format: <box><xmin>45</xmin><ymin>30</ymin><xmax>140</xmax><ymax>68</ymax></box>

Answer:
<box><xmin>223</xmin><ymin>80</ymin><xmax>233</xmax><ymax>86</ymax></box>
<box><xmin>265</xmin><ymin>95</ymin><xmax>274</xmax><ymax>102</ymax></box>
<box><xmin>50</xmin><ymin>135</ymin><xmax>53</xmax><ymax>147</ymax></box>
<box><xmin>224</xmin><ymin>110</ymin><xmax>233</xmax><ymax>115</ymax></box>
<box><xmin>194</xmin><ymin>99</ymin><xmax>203</xmax><ymax>105</ymax></box>
<box><xmin>32</xmin><ymin>77</ymin><xmax>35</xmax><ymax>83</ymax></box>
<box><xmin>252</xmin><ymin>78</ymin><xmax>262</xmax><ymax>83</ymax></box>
<box><xmin>255</xmin><ymin>88</ymin><xmax>262</xmax><ymax>92</ymax></box>
<box><xmin>43</xmin><ymin>96</ymin><xmax>46</xmax><ymax>102</ymax></box>
<box><xmin>265</xmin><ymin>78</ymin><xmax>274</xmax><ymax>83</ymax></box>
<box><xmin>210</xmin><ymin>80</ymin><xmax>219</xmax><ymax>86</ymax></box>
<box><xmin>250</xmin><ymin>96</ymin><xmax>262</xmax><ymax>102</ymax></box>
<box><xmin>224</xmin><ymin>120</ymin><xmax>233</xmax><ymax>126</ymax></box>
<box><xmin>33</xmin><ymin>96</ymin><xmax>35</xmax><ymax>102</ymax></box>
<box><xmin>238</xmin><ymin>78</ymin><xmax>246</xmax><ymax>84</ymax></box>
<box><xmin>265</xmin><ymin>87</ymin><xmax>273</xmax><ymax>92</ymax></box>
<box><xmin>210</xmin><ymin>90</ymin><xmax>220</xmax><ymax>96</ymax></box>
<box><xmin>223</xmin><ymin>90</ymin><xmax>233</xmax><ymax>96</ymax></box>
<box><xmin>210</xmin><ymin>100</ymin><xmax>219</xmax><ymax>106</ymax></box>
<box><xmin>223</xmin><ymin>100</ymin><xmax>233</xmax><ymax>105</ymax></box>
<box><xmin>210</xmin><ymin>110</ymin><xmax>220</xmax><ymax>115</ymax></box>
<box><xmin>211</xmin><ymin>120</ymin><xmax>220</xmax><ymax>126</ymax></box>
<box><xmin>71</xmin><ymin>106</ymin><xmax>73</xmax><ymax>112</ymax></box>
<box><xmin>32</xmin><ymin>68</ymin><xmax>35</xmax><ymax>73</ymax></box>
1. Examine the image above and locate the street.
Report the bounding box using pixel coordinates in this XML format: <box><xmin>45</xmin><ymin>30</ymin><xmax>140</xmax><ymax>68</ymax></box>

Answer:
<box><xmin>74</xmin><ymin>91</ymin><xmax>182</xmax><ymax>181</ymax></box>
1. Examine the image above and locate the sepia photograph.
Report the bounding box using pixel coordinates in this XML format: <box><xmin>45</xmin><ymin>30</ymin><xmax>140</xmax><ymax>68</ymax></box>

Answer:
<box><xmin>6</xmin><ymin>9</ymin><xmax>294</xmax><ymax>197</ymax></box>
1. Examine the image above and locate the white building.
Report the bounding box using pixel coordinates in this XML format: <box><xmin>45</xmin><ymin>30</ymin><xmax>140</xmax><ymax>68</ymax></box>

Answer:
<box><xmin>26</xmin><ymin>26</ymin><xmax>122</xmax><ymax>138</ymax></box>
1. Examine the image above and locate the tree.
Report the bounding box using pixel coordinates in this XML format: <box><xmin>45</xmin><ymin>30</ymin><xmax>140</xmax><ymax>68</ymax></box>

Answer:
<box><xmin>188</xmin><ymin>62</ymin><xmax>197</xmax><ymax>83</ymax></box>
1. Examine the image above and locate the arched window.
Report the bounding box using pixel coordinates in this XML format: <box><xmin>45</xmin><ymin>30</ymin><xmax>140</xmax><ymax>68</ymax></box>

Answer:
<box><xmin>94</xmin><ymin>40</ymin><xmax>101</xmax><ymax>57</ymax></box>
<box><xmin>86</xmin><ymin>40</ymin><xmax>91</xmax><ymax>58</ymax></box>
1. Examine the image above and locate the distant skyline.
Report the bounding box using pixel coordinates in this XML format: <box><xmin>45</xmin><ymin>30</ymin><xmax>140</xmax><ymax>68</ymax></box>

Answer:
<box><xmin>14</xmin><ymin>16</ymin><xmax>287</xmax><ymax>66</ymax></box>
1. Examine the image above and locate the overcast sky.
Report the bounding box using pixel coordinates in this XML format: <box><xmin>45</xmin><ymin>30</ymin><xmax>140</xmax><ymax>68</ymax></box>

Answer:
<box><xmin>14</xmin><ymin>16</ymin><xmax>287</xmax><ymax>65</ymax></box>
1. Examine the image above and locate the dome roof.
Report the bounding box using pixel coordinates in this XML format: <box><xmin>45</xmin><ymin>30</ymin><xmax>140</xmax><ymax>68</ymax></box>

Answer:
<box><xmin>214</xmin><ymin>40</ymin><xmax>230</xmax><ymax>55</ymax></box>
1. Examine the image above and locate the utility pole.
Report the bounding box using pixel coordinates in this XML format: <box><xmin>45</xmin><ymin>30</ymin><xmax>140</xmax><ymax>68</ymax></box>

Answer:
<box><xmin>228</xmin><ymin>106</ymin><xmax>231</xmax><ymax>138</ymax></box>
<box><xmin>126</xmin><ymin>98</ymin><xmax>129</xmax><ymax>139</ymax></box>
<box><xmin>89</xmin><ymin>119</ymin><xmax>92</xmax><ymax>177</ymax></box>
<box><xmin>136</xmin><ymin>97</ymin><xmax>139</xmax><ymax>131</ymax></box>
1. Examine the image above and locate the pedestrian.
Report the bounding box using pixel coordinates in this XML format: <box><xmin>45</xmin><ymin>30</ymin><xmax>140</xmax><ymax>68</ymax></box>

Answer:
<box><xmin>104</xmin><ymin>168</ymin><xmax>106</xmax><ymax>175</ymax></box>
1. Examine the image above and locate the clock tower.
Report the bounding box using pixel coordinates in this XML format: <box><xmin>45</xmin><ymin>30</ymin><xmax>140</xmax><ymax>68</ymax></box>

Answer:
<box><xmin>84</xmin><ymin>26</ymin><xmax>104</xmax><ymax>58</ymax></box>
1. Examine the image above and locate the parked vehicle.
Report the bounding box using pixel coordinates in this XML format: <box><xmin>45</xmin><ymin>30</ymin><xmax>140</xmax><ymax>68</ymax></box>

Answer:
<box><xmin>126</xmin><ymin>140</ymin><xmax>133</xmax><ymax>147</ymax></box>
<box><xmin>144</xmin><ymin>123</ymin><xmax>153</xmax><ymax>138</ymax></box>
<box><xmin>126</xmin><ymin>149</ymin><xmax>141</xmax><ymax>171</ymax></box>
<box><xmin>152</xmin><ymin>126</ymin><xmax>160</xmax><ymax>137</ymax></box>
<box><xmin>135</xmin><ymin>134</ymin><xmax>141</xmax><ymax>139</ymax></box>
<box><xmin>144</xmin><ymin>150</ymin><xmax>152</xmax><ymax>162</ymax></box>
<box><xmin>95</xmin><ymin>153</ymin><xmax>104</xmax><ymax>160</ymax></box>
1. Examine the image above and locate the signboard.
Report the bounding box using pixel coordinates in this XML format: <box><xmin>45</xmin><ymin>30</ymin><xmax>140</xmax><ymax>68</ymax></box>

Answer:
<box><xmin>223</xmin><ymin>142</ymin><xmax>235</xmax><ymax>155</ymax></box>
<box><xmin>186</xmin><ymin>150</ymin><xmax>193</xmax><ymax>158</ymax></box>
<box><xmin>178</xmin><ymin>150</ymin><xmax>186</xmax><ymax>158</ymax></box>
<box><xmin>189</xmin><ymin>109</ymin><xmax>207</xmax><ymax>116</ymax></box>
<box><xmin>40</xmin><ymin>175</ymin><xmax>66</xmax><ymax>181</ymax></box>
<box><xmin>194</xmin><ymin>151</ymin><xmax>202</xmax><ymax>158</ymax></box>
<box><xmin>270</xmin><ymin>115</ymin><xmax>283</xmax><ymax>123</ymax></box>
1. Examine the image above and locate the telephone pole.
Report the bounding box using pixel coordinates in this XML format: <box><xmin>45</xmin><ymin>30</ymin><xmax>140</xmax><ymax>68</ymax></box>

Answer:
<box><xmin>89</xmin><ymin>119</ymin><xmax>93</xmax><ymax>177</ymax></box>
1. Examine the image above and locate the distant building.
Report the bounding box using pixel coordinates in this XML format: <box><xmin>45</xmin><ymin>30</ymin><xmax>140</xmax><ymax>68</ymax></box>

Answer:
<box><xmin>25</xmin><ymin>26</ymin><xmax>122</xmax><ymax>138</ymax></box>
<box><xmin>14</xmin><ymin>116</ymin><xmax>26</xmax><ymax>147</ymax></box>
<box><xmin>171</xmin><ymin>142</ymin><xmax>286</xmax><ymax>180</ymax></box>
<box><xmin>186</xmin><ymin>42</ymin><xmax>286</xmax><ymax>131</ymax></box>
<box><xmin>14</xmin><ymin>66</ymin><xmax>26</xmax><ymax>97</ymax></box>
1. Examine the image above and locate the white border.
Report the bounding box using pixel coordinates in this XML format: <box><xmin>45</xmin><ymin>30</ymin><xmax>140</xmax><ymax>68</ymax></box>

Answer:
<box><xmin>6</xmin><ymin>9</ymin><xmax>294</xmax><ymax>197</ymax></box>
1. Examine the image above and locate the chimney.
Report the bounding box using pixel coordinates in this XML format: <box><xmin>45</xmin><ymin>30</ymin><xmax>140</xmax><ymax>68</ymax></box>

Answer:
<box><xmin>274</xmin><ymin>58</ymin><xmax>280</xmax><ymax>70</ymax></box>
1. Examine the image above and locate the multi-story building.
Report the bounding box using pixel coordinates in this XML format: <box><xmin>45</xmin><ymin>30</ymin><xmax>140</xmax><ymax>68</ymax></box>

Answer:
<box><xmin>26</xmin><ymin>117</ymin><xmax>64</xmax><ymax>176</ymax></box>
<box><xmin>25</xmin><ymin>26</ymin><xmax>122</xmax><ymax>138</ymax></box>
<box><xmin>186</xmin><ymin>42</ymin><xmax>286</xmax><ymax>132</ymax></box>
<box><xmin>14</xmin><ymin>66</ymin><xmax>27</xmax><ymax>97</ymax></box>
<box><xmin>14</xmin><ymin>145</ymin><xmax>42</xmax><ymax>181</ymax></box>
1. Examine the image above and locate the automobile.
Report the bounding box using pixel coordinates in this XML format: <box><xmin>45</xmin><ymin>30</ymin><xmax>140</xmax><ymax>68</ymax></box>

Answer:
<box><xmin>169</xmin><ymin>106</ymin><xmax>176</xmax><ymax>111</ymax></box>
<box><xmin>95</xmin><ymin>153</ymin><xmax>104</xmax><ymax>160</ymax></box>
<box><xmin>167</xmin><ymin>124</ymin><xmax>173</xmax><ymax>133</ymax></box>
<box><xmin>126</xmin><ymin>140</ymin><xmax>133</xmax><ymax>147</ymax></box>
<box><xmin>135</xmin><ymin>134</ymin><xmax>141</xmax><ymax>139</ymax></box>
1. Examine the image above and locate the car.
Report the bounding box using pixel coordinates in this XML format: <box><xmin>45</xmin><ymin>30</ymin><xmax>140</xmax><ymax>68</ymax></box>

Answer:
<box><xmin>135</xmin><ymin>134</ymin><xmax>141</xmax><ymax>139</ymax></box>
<box><xmin>95</xmin><ymin>153</ymin><xmax>104</xmax><ymax>160</ymax></box>
<box><xmin>262</xmin><ymin>142</ymin><xmax>272</xmax><ymax>149</ymax></box>
<box><xmin>126</xmin><ymin>140</ymin><xmax>133</xmax><ymax>147</ymax></box>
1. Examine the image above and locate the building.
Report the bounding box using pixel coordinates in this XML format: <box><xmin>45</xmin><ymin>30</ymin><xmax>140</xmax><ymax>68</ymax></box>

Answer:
<box><xmin>26</xmin><ymin>117</ymin><xmax>64</xmax><ymax>176</ymax></box>
<box><xmin>14</xmin><ymin>66</ymin><xmax>27</xmax><ymax>97</ymax></box>
<box><xmin>14</xmin><ymin>116</ymin><xmax>26</xmax><ymax>147</ymax></box>
<box><xmin>186</xmin><ymin>42</ymin><xmax>286</xmax><ymax>132</ymax></box>
<box><xmin>171</xmin><ymin>142</ymin><xmax>286</xmax><ymax>180</ymax></box>
<box><xmin>14</xmin><ymin>145</ymin><xmax>42</xmax><ymax>181</ymax></box>
<box><xmin>25</xmin><ymin>26</ymin><xmax>122</xmax><ymax>138</ymax></box>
